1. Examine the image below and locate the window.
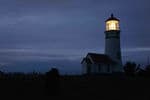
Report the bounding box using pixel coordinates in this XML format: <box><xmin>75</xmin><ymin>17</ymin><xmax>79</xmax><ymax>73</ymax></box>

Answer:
<box><xmin>107</xmin><ymin>64</ymin><xmax>110</xmax><ymax>72</ymax></box>
<box><xmin>98</xmin><ymin>64</ymin><xmax>101</xmax><ymax>72</ymax></box>
<box><xmin>87</xmin><ymin>64</ymin><xmax>91</xmax><ymax>74</ymax></box>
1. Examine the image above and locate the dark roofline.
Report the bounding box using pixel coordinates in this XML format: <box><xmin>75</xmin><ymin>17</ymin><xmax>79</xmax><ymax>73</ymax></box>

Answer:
<box><xmin>81</xmin><ymin>57</ymin><xmax>86</xmax><ymax>64</ymax></box>
<box><xmin>81</xmin><ymin>52</ymin><xmax>116</xmax><ymax>64</ymax></box>
<box><xmin>81</xmin><ymin>53</ymin><xmax>100</xmax><ymax>64</ymax></box>
<box><xmin>81</xmin><ymin>57</ymin><xmax>92</xmax><ymax>64</ymax></box>
<box><xmin>105</xmin><ymin>14</ymin><xmax>120</xmax><ymax>22</ymax></box>
<box><xmin>87</xmin><ymin>52</ymin><xmax>109</xmax><ymax>58</ymax></box>
<box><xmin>87</xmin><ymin>52</ymin><xmax>106</xmax><ymax>56</ymax></box>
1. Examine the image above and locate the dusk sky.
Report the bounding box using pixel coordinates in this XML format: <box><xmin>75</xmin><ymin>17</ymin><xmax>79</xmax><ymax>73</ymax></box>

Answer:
<box><xmin>0</xmin><ymin>0</ymin><xmax>150</xmax><ymax>74</ymax></box>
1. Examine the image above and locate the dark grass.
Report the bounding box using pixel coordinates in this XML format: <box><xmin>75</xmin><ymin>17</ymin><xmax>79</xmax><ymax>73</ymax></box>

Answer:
<box><xmin>0</xmin><ymin>74</ymin><xmax>150</xmax><ymax>100</ymax></box>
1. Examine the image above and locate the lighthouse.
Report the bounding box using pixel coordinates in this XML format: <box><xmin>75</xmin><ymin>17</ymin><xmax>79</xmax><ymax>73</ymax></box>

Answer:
<box><xmin>105</xmin><ymin>14</ymin><xmax>122</xmax><ymax>72</ymax></box>
<box><xmin>81</xmin><ymin>14</ymin><xmax>123</xmax><ymax>75</ymax></box>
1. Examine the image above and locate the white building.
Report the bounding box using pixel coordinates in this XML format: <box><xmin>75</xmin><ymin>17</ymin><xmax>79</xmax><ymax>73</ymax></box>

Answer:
<box><xmin>81</xmin><ymin>53</ymin><xmax>116</xmax><ymax>74</ymax></box>
<box><xmin>81</xmin><ymin>14</ymin><xmax>123</xmax><ymax>75</ymax></box>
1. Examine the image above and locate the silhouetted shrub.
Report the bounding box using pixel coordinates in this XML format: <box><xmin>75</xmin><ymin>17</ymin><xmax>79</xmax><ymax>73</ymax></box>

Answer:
<box><xmin>0</xmin><ymin>71</ymin><xmax>4</xmax><ymax>79</ymax></box>
<box><xmin>137</xmin><ymin>68</ymin><xmax>146</xmax><ymax>76</ymax></box>
<box><xmin>124</xmin><ymin>62</ymin><xmax>137</xmax><ymax>76</ymax></box>
<box><xmin>0</xmin><ymin>70</ymin><xmax>4</xmax><ymax>75</ymax></box>
<box><xmin>45</xmin><ymin>68</ymin><xmax>60</xmax><ymax>96</ymax></box>
<box><xmin>144</xmin><ymin>65</ymin><xmax>150</xmax><ymax>76</ymax></box>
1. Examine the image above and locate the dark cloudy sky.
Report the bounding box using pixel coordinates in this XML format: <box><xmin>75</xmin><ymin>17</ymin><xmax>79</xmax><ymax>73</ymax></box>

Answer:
<box><xmin>0</xmin><ymin>0</ymin><xmax>150</xmax><ymax>74</ymax></box>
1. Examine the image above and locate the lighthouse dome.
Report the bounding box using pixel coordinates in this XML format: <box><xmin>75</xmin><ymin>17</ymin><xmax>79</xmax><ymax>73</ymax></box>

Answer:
<box><xmin>105</xmin><ymin>14</ymin><xmax>120</xmax><ymax>22</ymax></box>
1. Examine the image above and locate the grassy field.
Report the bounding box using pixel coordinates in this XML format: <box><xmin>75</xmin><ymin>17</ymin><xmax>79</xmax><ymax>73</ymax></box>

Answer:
<box><xmin>0</xmin><ymin>75</ymin><xmax>150</xmax><ymax>100</ymax></box>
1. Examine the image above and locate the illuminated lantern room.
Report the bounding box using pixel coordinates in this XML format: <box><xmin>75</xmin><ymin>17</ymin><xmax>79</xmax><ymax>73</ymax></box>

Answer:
<box><xmin>105</xmin><ymin>14</ymin><xmax>120</xmax><ymax>31</ymax></box>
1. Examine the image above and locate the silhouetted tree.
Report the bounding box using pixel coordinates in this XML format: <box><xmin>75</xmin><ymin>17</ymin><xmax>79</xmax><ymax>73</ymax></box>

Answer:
<box><xmin>0</xmin><ymin>70</ymin><xmax>4</xmax><ymax>75</ymax></box>
<box><xmin>144</xmin><ymin>65</ymin><xmax>150</xmax><ymax>76</ymax></box>
<box><xmin>45</xmin><ymin>68</ymin><xmax>60</xmax><ymax>96</ymax></box>
<box><xmin>137</xmin><ymin>68</ymin><xmax>146</xmax><ymax>76</ymax></box>
<box><xmin>124</xmin><ymin>62</ymin><xmax>137</xmax><ymax>76</ymax></box>
<box><xmin>0</xmin><ymin>70</ymin><xmax>4</xmax><ymax>79</ymax></box>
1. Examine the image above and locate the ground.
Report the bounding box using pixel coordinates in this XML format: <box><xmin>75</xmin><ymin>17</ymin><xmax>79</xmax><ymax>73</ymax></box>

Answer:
<box><xmin>0</xmin><ymin>75</ymin><xmax>150</xmax><ymax>100</ymax></box>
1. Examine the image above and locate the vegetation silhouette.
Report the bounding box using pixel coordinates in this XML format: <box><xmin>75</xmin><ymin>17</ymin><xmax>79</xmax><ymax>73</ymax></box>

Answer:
<box><xmin>0</xmin><ymin>63</ymin><xmax>150</xmax><ymax>99</ymax></box>
<box><xmin>136</xmin><ymin>67</ymin><xmax>146</xmax><ymax>76</ymax></box>
<box><xmin>123</xmin><ymin>62</ymin><xmax>138</xmax><ymax>76</ymax></box>
<box><xmin>45</xmin><ymin>68</ymin><xmax>60</xmax><ymax>96</ymax></box>
<box><xmin>144</xmin><ymin>64</ymin><xmax>150</xmax><ymax>76</ymax></box>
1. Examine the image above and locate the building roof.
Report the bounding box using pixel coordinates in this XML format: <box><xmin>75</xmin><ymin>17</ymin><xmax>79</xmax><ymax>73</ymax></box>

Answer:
<box><xmin>81</xmin><ymin>53</ymin><xmax>115</xmax><ymax>64</ymax></box>
<box><xmin>105</xmin><ymin>14</ymin><xmax>120</xmax><ymax>22</ymax></box>
<box><xmin>81</xmin><ymin>57</ymin><xmax>92</xmax><ymax>64</ymax></box>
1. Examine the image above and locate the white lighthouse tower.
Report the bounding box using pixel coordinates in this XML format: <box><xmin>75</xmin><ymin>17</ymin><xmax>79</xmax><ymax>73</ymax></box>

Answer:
<box><xmin>105</xmin><ymin>14</ymin><xmax>122</xmax><ymax>72</ymax></box>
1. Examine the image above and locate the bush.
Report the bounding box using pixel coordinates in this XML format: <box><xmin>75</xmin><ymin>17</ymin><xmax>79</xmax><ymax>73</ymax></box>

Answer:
<box><xmin>124</xmin><ymin>62</ymin><xmax>137</xmax><ymax>76</ymax></box>
<box><xmin>45</xmin><ymin>68</ymin><xmax>60</xmax><ymax>96</ymax></box>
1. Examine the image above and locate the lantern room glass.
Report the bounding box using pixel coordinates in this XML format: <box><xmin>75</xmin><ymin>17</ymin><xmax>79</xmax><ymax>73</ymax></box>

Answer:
<box><xmin>106</xmin><ymin>20</ymin><xmax>119</xmax><ymax>31</ymax></box>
